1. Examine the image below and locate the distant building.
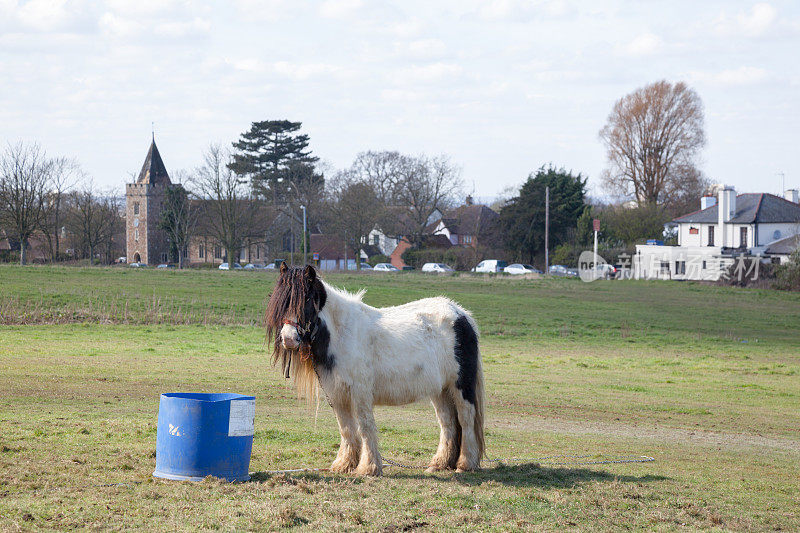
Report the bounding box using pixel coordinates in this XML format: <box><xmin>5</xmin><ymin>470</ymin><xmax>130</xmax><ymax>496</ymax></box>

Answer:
<box><xmin>125</xmin><ymin>139</ymin><xmax>172</xmax><ymax>265</ymax></box>
<box><xmin>634</xmin><ymin>187</ymin><xmax>800</xmax><ymax>280</ymax></box>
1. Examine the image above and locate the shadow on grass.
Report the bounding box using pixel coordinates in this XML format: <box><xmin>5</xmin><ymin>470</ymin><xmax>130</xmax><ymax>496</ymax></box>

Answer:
<box><xmin>428</xmin><ymin>462</ymin><xmax>667</xmax><ymax>488</ymax></box>
<box><xmin>250</xmin><ymin>462</ymin><xmax>668</xmax><ymax>489</ymax></box>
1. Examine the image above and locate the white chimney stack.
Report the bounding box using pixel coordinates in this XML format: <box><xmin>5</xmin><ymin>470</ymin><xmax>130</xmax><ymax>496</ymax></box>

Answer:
<box><xmin>701</xmin><ymin>196</ymin><xmax>716</xmax><ymax>210</ymax></box>
<box><xmin>718</xmin><ymin>186</ymin><xmax>736</xmax><ymax>222</ymax></box>
<box><xmin>717</xmin><ymin>186</ymin><xmax>735</xmax><ymax>247</ymax></box>
<box><xmin>785</xmin><ymin>189</ymin><xmax>799</xmax><ymax>203</ymax></box>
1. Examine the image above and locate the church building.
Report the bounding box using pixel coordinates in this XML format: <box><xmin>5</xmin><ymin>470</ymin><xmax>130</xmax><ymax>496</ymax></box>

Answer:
<box><xmin>125</xmin><ymin>139</ymin><xmax>172</xmax><ymax>265</ymax></box>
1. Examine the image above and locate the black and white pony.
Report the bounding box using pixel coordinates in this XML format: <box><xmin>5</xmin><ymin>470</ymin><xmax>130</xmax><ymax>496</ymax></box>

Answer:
<box><xmin>266</xmin><ymin>263</ymin><xmax>485</xmax><ymax>476</ymax></box>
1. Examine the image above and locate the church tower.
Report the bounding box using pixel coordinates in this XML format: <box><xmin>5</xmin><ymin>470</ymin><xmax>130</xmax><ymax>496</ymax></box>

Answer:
<box><xmin>126</xmin><ymin>139</ymin><xmax>172</xmax><ymax>265</ymax></box>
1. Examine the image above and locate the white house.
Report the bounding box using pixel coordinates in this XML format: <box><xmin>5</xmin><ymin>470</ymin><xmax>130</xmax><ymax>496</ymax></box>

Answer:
<box><xmin>634</xmin><ymin>187</ymin><xmax>800</xmax><ymax>280</ymax></box>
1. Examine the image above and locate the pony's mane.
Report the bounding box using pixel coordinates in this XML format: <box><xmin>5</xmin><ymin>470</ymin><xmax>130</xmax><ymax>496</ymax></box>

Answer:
<box><xmin>265</xmin><ymin>265</ymin><xmax>325</xmax><ymax>400</ymax></box>
<box><xmin>322</xmin><ymin>281</ymin><xmax>365</xmax><ymax>304</ymax></box>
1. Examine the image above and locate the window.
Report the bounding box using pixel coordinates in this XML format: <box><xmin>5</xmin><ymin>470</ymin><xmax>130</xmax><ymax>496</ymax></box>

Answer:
<box><xmin>708</xmin><ymin>226</ymin><xmax>715</xmax><ymax>246</ymax></box>
<box><xmin>463</xmin><ymin>235</ymin><xmax>472</xmax><ymax>244</ymax></box>
<box><xmin>702</xmin><ymin>260</ymin><xmax>706</xmax><ymax>270</ymax></box>
<box><xmin>134</xmin><ymin>229</ymin><xmax>139</xmax><ymax>241</ymax></box>
<box><xmin>199</xmin><ymin>244</ymin><xmax>204</xmax><ymax>258</ymax></box>
<box><xmin>256</xmin><ymin>247</ymin><xmax>260</xmax><ymax>259</ymax></box>
<box><xmin>675</xmin><ymin>261</ymin><xmax>686</xmax><ymax>275</ymax></box>
<box><xmin>214</xmin><ymin>246</ymin><xmax>222</xmax><ymax>259</ymax></box>
<box><xmin>372</xmin><ymin>234</ymin><xmax>379</xmax><ymax>246</ymax></box>
<box><xmin>740</xmin><ymin>227</ymin><xmax>748</xmax><ymax>248</ymax></box>
<box><xmin>133</xmin><ymin>202</ymin><xmax>139</xmax><ymax>215</ymax></box>
<box><xmin>161</xmin><ymin>253</ymin><xmax>167</xmax><ymax>263</ymax></box>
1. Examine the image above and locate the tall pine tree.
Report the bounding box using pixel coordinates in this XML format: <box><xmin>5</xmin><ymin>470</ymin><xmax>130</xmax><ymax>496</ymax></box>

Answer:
<box><xmin>228</xmin><ymin>120</ymin><xmax>318</xmax><ymax>202</ymax></box>
<box><xmin>500</xmin><ymin>165</ymin><xmax>587</xmax><ymax>264</ymax></box>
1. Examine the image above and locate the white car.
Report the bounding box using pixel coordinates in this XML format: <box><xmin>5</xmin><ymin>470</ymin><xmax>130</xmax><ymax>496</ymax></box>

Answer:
<box><xmin>243</xmin><ymin>263</ymin><xmax>266</xmax><ymax>270</ymax></box>
<box><xmin>373</xmin><ymin>263</ymin><xmax>399</xmax><ymax>272</ymax></box>
<box><xmin>472</xmin><ymin>259</ymin><xmax>508</xmax><ymax>273</ymax></box>
<box><xmin>422</xmin><ymin>262</ymin><xmax>454</xmax><ymax>273</ymax></box>
<box><xmin>128</xmin><ymin>262</ymin><xmax>146</xmax><ymax>268</ymax></box>
<box><xmin>218</xmin><ymin>262</ymin><xmax>243</xmax><ymax>270</ymax></box>
<box><xmin>504</xmin><ymin>263</ymin><xmax>543</xmax><ymax>275</ymax></box>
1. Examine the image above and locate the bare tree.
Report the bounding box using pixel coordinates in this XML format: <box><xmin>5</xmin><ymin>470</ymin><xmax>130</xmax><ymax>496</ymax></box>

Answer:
<box><xmin>599</xmin><ymin>80</ymin><xmax>706</xmax><ymax>208</ymax></box>
<box><xmin>190</xmin><ymin>144</ymin><xmax>259</xmax><ymax>267</ymax></box>
<box><xmin>65</xmin><ymin>183</ymin><xmax>121</xmax><ymax>265</ymax></box>
<box><xmin>350</xmin><ymin>151</ymin><xmax>404</xmax><ymax>204</ymax></box>
<box><xmin>41</xmin><ymin>157</ymin><xmax>82</xmax><ymax>262</ymax></box>
<box><xmin>328</xmin><ymin>175</ymin><xmax>385</xmax><ymax>267</ymax></box>
<box><xmin>158</xmin><ymin>183</ymin><xmax>197</xmax><ymax>269</ymax></box>
<box><xmin>393</xmin><ymin>154</ymin><xmax>463</xmax><ymax>247</ymax></box>
<box><xmin>0</xmin><ymin>142</ymin><xmax>52</xmax><ymax>264</ymax></box>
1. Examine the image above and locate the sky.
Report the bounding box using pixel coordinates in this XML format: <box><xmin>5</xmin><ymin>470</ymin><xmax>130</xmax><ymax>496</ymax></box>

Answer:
<box><xmin>1</xmin><ymin>0</ymin><xmax>799</xmax><ymax>202</ymax></box>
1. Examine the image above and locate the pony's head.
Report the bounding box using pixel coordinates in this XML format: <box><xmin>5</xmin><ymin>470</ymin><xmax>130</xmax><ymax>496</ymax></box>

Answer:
<box><xmin>265</xmin><ymin>262</ymin><xmax>327</xmax><ymax>394</ymax></box>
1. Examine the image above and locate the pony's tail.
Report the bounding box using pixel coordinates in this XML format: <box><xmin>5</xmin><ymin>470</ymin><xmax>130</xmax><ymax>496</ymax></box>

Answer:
<box><xmin>474</xmin><ymin>351</ymin><xmax>486</xmax><ymax>460</ymax></box>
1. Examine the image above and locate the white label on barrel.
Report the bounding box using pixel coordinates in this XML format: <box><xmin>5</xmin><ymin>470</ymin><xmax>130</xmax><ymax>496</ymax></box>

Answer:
<box><xmin>228</xmin><ymin>399</ymin><xmax>255</xmax><ymax>437</ymax></box>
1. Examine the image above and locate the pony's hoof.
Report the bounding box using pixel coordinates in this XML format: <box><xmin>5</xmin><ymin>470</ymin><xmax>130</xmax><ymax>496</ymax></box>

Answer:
<box><xmin>354</xmin><ymin>463</ymin><xmax>382</xmax><ymax>477</ymax></box>
<box><xmin>330</xmin><ymin>460</ymin><xmax>357</xmax><ymax>474</ymax></box>
<box><xmin>455</xmin><ymin>458</ymin><xmax>479</xmax><ymax>473</ymax></box>
<box><xmin>425</xmin><ymin>460</ymin><xmax>450</xmax><ymax>473</ymax></box>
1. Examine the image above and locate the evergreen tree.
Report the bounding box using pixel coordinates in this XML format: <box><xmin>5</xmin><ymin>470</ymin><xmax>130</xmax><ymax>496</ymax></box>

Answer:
<box><xmin>500</xmin><ymin>165</ymin><xmax>587</xmax><ymax>264</ymax></box>
<box><xmin>228</xmin><ymin>120</ymin><xmax>318</xmax><ymax>202</ymax></box>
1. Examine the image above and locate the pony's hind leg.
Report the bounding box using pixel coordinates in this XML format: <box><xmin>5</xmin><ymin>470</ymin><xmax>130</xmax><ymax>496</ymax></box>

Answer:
<box><xmin>451</xmin><ymin>387</ymin><xmax>480</xmax><ymax>472</ymax></box>
<box><xmin>426</xmin><ymin>391</ymin><xmax>461</xmax><ymax>472</ymax></box>
<box><xmin>330</xmin><ymin>402</ymin><xmax>360</xmax><ymax>474</ymax></box>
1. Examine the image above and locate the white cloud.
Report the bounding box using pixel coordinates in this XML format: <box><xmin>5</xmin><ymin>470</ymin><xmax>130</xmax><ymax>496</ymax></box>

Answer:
<box><xmin>394</xmin><ymin>38</ymin><xmax>447</xmax><ymax>60</ymax></box>
<box><xmin>714</xmin><ymin>2</ymin><xmax>777</xmax><ymax>37</ymax></box>
<box><xmin>689</xmin><ymin>66</ymin><xmax>769</xmax><ymax>86</ymax></box>
<box><xmin>273</xmin><ymin>61</ymin><xmax>340</xmax><ymax>80</ymax></box>
<box><xmin>390</xmin><ymin>62</ymin><xmax>463</xmax><ymax>84</ymax></box>
<box><xmin>623</xmin><ymin>33</ymin><xmax>663</xmax><ymax>56</ymax></box>
<box><xmin>153</xmin><ymin>17</ymin><xmax>210</xmax><ymax>38</ymax></box>
<box><xmin>319</xmin><ymin>0</ymin><xmax>362</xmax><ymax>19</ymax></box>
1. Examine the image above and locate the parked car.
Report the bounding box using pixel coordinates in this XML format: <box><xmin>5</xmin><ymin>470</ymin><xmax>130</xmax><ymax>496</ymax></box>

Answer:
<box><xmin>243</xmin><ymin>263</ymin><xmax>266</xmax><ymax>270</ymax></box>
<box><xmin>504</xmin><ymin>263</ymin><xmax>542</xmax><ymax>275</ymax></box>
<box><xmin>264</xmin><ymin>263</ymin><xmax>277</xmax><ymax>270</ymax></box>
<box><xmin>592</xmin><ymin>263</ymin><xmax>617</xmax><ymax>279</ymax></box>
<box><xmin>422</xmin><ymin>262</ymin><xmax>454</xmax><ymax>273</ymax></box>
<box><xmin>128</xmin><ymin>262</ymin><xmax>146</xmax><ymax>268</ymax></box>
<box><xmin>549</xmin><ymin>264</ymin><xmax>578</xmax><ymax>277</ymax></box>
<box><xmin>156</xmin><ymin>263</ymin><xmax>175</xmax><ymax>269</ymax></box>
<box><xmin>401</xmin><ymin>265</ymin><xmax>415</xmax><ymax>270</ymax></box>
<box><xmin>218</xmin><ymin>262</ymin><xmax>243</xmax><ymax>270</ymax></box>
<box><xmin>373</xmin><ymin>263</ymin><xmax>399</xmax><ymax>272</ymax></box>
<box><xmin>472</xmin><ymin>259</ymin><xmax>508</xmax><ymax>273</ymax></box>
<box><xmin>116</xmin><ymin>256</ymin><xmax>127</xmax><ymax>264</ymax></box>
<box><xmin>359</xmin><ymin>263</ymin><xmax>373</xmax><ymax>270</ymax></box>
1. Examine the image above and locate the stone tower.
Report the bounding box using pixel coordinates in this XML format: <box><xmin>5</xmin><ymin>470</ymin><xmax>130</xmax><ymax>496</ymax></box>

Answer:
<box><xmin>126</xmin><ymin>139</ymin><xmax>172</xmax><ymax>265</ymax></box>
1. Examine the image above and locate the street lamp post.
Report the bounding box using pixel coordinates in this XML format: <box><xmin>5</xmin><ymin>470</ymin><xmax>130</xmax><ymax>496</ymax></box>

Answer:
<box><xmin>300</xmin><ymin>205</ymin><xmax>307</xmax><ymax>266</ymax></box>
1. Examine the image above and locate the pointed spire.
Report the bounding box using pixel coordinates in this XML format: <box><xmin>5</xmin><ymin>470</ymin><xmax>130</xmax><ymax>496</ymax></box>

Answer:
<box><xmin>136</xmin><ymin>138</ymin><xmax>171</xmax><ymax>185</ymax></box>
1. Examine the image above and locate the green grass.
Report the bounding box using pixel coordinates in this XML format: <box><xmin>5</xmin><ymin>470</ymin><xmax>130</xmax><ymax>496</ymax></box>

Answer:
<box><xmin>0</xmin><ymin>265</ymin><xmax>799</xmax><ymax>530</ymax></box>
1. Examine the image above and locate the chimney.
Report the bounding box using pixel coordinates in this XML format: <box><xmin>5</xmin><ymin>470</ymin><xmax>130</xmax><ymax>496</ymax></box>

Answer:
<box><xmin>785</xmin><ymin>189</ymin><xmax>799</xmax><ymax>203</ymax></box>
<box><xmin>465</xmin><ymin>195</ymin><xmax>473</xmax><ymax>206</ymax></box>
<box><xmin>718</xmin><ymin>186</ymin><xmax>735</xmax><ymax>223</ymax></box>
<box><xmin>701</xmin><ymin>196</ymin><xmax>716</xmax><ymax>210</ymax></box>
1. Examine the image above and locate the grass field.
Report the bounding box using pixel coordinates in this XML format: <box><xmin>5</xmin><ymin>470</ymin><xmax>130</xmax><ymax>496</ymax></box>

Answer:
<box><xmin>1</xmin><ymin>265</ymin><xmax>799</xmax><ymax>531</ymax></box>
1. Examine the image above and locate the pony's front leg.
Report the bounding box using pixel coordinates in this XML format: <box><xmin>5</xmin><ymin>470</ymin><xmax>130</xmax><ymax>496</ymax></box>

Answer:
<box><xmin>330</xmin><ymin>402</ymin><xmax>360</xmax><ymax>474</ymax></box>
<box><xmin>353</xmin><ymin>400</ymin><xmax>382</xmax><ymax>476</ymax></box>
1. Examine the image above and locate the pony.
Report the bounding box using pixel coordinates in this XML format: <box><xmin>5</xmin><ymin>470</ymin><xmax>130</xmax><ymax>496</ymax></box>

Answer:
<box><xmin>265</xmin><ymin>263</ymin><xmax>485</xmax><ymax>476</ymax></box>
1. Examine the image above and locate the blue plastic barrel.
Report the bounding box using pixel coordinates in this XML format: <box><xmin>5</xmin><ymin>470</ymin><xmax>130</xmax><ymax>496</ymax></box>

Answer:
<box><xmin>153</xmin><ymin>392</ymin><xmax>255</xmax><ymax>482</ymax></box>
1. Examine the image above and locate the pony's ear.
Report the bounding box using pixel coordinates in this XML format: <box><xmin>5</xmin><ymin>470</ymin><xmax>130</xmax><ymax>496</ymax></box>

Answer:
<box><xmin>280</xmin><ymin>261</ymin><xmax>288</xmax><ymax>274</ymax></box>
<box><xmin>304</xmin><ymin>264</ymin><xmax>316</xmax><ymax>282</ymax></box>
